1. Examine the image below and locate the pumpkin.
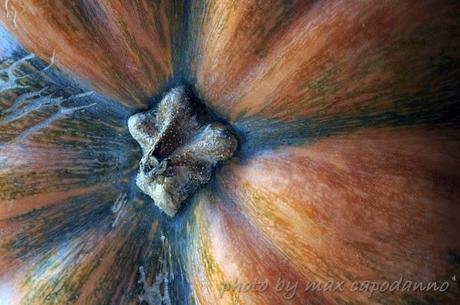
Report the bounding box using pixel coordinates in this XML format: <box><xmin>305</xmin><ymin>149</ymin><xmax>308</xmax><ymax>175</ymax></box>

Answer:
<box><xmin>0</xmin><ymin>1</ymin><xmax>459</xmax><ymax>304</ymax></box>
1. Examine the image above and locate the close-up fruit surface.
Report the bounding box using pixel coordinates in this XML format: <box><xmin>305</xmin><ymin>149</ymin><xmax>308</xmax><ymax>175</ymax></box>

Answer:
<box><xmin>0</xmin><ymin>1</ymin><xmax>459</xmax><ymax>305</ymax></box>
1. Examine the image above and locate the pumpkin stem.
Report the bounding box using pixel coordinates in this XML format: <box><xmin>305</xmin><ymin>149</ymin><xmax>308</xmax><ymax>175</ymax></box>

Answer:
<box><xmin>128</xmin><ymin>86</ymin><xmax>237</xmax><ymax>217</ymax></box>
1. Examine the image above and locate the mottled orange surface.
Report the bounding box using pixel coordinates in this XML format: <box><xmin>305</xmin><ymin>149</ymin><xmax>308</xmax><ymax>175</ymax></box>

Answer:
<box><xmin>0</xmin><ymin>0</ymin><xmax>459</xmax><ymax>304</ymax></box>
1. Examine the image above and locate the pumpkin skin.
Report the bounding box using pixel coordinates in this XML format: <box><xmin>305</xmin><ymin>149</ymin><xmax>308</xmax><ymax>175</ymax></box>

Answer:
<box><xmin>0</xmin><ymin>0</ymin><xmax>459</xmax><ymax>305</ymax></box>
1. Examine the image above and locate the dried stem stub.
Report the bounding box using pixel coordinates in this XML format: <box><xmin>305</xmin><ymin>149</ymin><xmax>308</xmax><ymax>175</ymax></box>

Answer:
<box><xmin>128</xmin><ymin>87</ymin><xmax>237</xmax><ymax>217</ymax></box>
